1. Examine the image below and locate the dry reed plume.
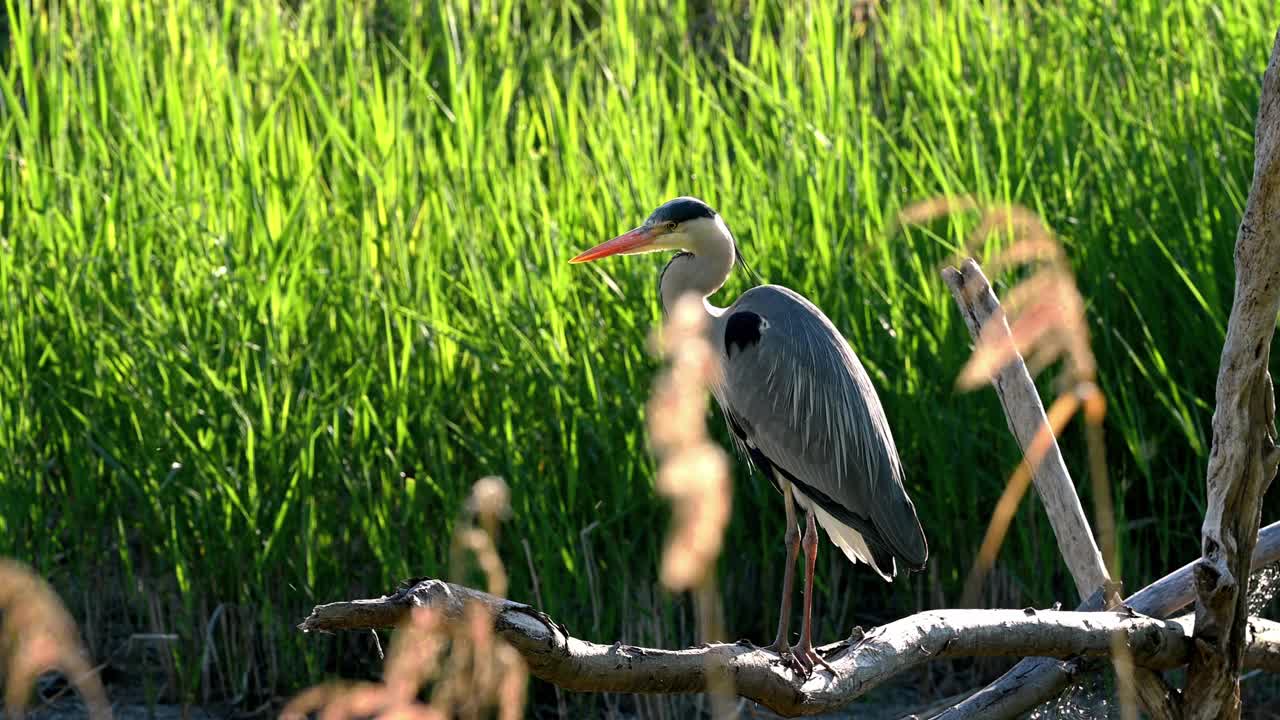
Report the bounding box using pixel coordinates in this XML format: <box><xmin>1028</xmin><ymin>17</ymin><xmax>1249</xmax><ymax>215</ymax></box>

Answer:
<box><xmin>0</xmin><ymin>558</ymin><xmax>111</xmax><ymax>720</ymax></box>
<box><xmin>902</xmin><ymin>197</ymin><xmax>1135</xmax><ymax>719</ymax></box>
<box><xmin>282</xmin><ymin>477</ymin><xmax>527</xmax><ymax>720</ymax></box>
<box><xmin>647</xmin><ymin>293</ymin><xmax>732</xmax><ymax>594</ymax></box>
<box><xmin>648</xmin><ymin>292</ymin><xmax>736</xmax><ymax>714</ymax></box>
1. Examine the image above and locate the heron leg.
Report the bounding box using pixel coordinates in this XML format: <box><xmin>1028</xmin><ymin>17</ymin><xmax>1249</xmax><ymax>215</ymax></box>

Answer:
<box><xmin>794</xmin><ymin>510</ymin><xmax>836</xmax><ymax>676</ymax></box>
<box><xmin>765</xmin><ymin>481</ymin><xmax>800</xmax><ymax>657</ymax></box>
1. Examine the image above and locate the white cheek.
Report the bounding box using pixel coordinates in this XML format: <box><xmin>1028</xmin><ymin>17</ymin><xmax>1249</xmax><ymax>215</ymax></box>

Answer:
<box><xmin>659</xmin><ymin>232</ymin><xmax>687</xmax><ymax>250</ymax></box>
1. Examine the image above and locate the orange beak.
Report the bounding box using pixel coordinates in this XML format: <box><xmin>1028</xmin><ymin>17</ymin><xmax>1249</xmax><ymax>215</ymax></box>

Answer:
<box><xmin>569</xmin><ymin>225</ymin><xmax>662</xmax><ymax>264</ymax></box>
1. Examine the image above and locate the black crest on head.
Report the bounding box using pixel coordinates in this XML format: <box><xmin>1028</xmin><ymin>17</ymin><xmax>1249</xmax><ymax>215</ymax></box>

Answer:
<box><xmin>647</xmin><ymin>196</ymin><xmax>717</xmax><ymax>225</ymax></box>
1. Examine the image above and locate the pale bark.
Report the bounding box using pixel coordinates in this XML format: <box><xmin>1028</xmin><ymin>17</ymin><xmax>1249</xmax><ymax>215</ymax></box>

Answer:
<box><xmin>942</xmin><ymin>259</ymin><xmax>1110</xmax><ymax>602</ymax></box>
<box><xmin>1185</xmin><ymin>28</ymin><xmax>1280</xmax><ymax>720</ymax></box>
<box><xmin>932</xmin><ymin>521</ymin><xmax>1280</xmax><ymax>720</ymax></box>
<box><xmin>944</xmin><ymin>258</ymin><xmax>1160</xmax><ymax>716</ymax></box>
<box><xmin>297</xmin><ymin>571</ymin><xmax>1280</xmax><ymax>718</ymax></box>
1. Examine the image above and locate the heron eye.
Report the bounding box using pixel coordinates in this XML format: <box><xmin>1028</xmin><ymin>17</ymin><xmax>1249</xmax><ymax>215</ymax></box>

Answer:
<box><xmin>665</xmin><ymin>221</ymin><xmax>677</xmax><ymax>232</ymax></box>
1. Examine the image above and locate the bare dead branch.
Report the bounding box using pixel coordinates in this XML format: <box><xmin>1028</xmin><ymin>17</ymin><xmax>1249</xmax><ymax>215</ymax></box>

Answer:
<box><xmin>945</xmin><ymin>255</ymin><xmax>1203</xmax><ymax>719</ymax></box>
<box><xmin>1185</xmin><ymin>28</ymin><xmax>1280</xmax><ymax>720</ymax></box>
<box><xmin>932</xmin><ymin>520</ymin><xmax>1280</xmax><ymax>720</ymax></box>
<box><xmin>942</xmin><ymin>259</ymin><xmax>1111</xmax><ymax>603</ymax></box>
<box><xmin>297</xmin><ymin>574</ymin><xmax>1280</xmax><ymax>718</ymax></box>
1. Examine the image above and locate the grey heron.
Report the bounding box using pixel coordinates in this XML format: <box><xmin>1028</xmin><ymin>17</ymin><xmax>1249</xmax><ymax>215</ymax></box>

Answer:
<box><xmin>570</xmin><ymin>197</ymin><xmax>928</xmax><ymax>674</ymax></box>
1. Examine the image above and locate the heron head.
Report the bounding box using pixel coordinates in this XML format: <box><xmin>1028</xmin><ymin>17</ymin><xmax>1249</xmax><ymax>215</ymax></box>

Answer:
<box><xmin>569</xmin><ymin>196</ymin><xmax>727</xmax><ymax>263</ymax></box>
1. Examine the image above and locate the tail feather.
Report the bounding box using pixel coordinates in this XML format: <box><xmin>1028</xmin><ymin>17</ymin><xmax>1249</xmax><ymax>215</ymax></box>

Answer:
<box><xmin>799</xmin><ymin>491</ymin><xmax>895</xmax><ymax>581</ymax></box>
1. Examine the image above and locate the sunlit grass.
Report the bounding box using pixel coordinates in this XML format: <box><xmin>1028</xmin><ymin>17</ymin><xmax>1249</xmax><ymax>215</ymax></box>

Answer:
<box><xmin>1</xmin><ymin>0</ymin><xmax>1274</xmax><ymax>709</ymax></box>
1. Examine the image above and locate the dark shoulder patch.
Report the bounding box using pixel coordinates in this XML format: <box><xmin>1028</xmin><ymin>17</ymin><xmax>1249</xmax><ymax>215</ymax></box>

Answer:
<box><xmin>724</xmin><ymin>311</ymin><xmax>764</xmax><ymax>358</ymax></box>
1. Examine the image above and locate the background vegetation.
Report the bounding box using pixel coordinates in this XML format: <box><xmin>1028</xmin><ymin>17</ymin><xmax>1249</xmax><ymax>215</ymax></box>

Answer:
<box><xmin>4</xmin><ymin>0</ymin><xmax>1279</xmax><ymax>713</ymax></box>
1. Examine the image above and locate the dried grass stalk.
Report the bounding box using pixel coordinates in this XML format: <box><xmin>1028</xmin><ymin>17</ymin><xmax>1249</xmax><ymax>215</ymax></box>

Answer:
<box><xmin>283</xmin><ymin>477</ymin><xmax>527</xmax><ymax>720</ymax></box>
<box><xmin>0</xmin><ymin>559</ymin><xmax>111</xmax><ymax>720</ymax></box>
<box><xmin>648</xmin><ymin>293</ymin><xmax>732</xmax><ymax>593</ymax></box>
<box><xmin>648</xmin><ymin>292</ymin><xmax>736</xmax><ymax>712</ymax></box>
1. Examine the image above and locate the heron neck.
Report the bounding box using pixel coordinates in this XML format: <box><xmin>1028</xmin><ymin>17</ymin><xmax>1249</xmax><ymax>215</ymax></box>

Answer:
<box><xmin>659</xmin><ymin>240</ymin><xmax>734</xmax><ymax>316</ymax></box>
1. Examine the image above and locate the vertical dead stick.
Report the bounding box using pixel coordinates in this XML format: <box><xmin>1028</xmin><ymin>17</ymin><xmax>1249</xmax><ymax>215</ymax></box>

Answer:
<box><xmin>1185</xmin><ymin>28</ymin><xmax>1280</xmax><ymax>720</ymax></box>
<box><xmin>944</xmin><ymin>260</ymin><xmax>1168</xmax><ymax>720</ymax></box>
<box><xmin>942</xmin><ymin>260</ymin><xmax>1110</xmax><ymax>601</ymax></box>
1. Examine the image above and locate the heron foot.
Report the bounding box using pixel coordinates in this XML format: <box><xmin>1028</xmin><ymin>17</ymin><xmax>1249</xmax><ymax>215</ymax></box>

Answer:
<box><xmin>764</xmin><ymin>638</ymin><xmax>789</xmax><ymax>657</ymax></box>
<box><xmin>791</xmin><ymin>639</ymin><xmax>836</xmax><ymax>677</ymax></box>
<box><xmin>764</xmin><ymin>638</ymin><xmax>834</xmax><ymax>678</ymax></box>
<box><xmin>764</xmin><ymin>638</ymin><xmax>798</xmax><ymax>669</ymax></box>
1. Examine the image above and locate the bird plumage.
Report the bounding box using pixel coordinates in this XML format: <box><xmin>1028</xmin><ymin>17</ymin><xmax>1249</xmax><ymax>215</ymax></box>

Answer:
<box><xmin>710</xmin><ymin>285</ymin><xmax>928</xmax><ymax>579</ymax></box>
<box><xmin>570</xmin><ymin>195</ymin><xmax>928</xmax><ymax>673</ymax></box>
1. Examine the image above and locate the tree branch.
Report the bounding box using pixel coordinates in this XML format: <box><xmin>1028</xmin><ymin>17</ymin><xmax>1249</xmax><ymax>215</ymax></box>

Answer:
<box><xmin>297</xmin><ymin>571</ymin><xmax>1280</xmax><ymax>718</ymax></box>
<box><xmin>942</xmin><ymin>259</ymin><xmax>1111</xmax><ymax>603</ymax></box>
<box><xmin>944</xmin><ymin>258</ymin><xmax>1164</xmax><ymax>715</ymax></box>
<box><xmin>1186</xmin><ymin>27</ymin><xmax>1280</xmax><ymax>720</ymax></box>
<box><xmin>932</xmin><ymin>520</ymin><xmax>1280</xmax><ymax>720</ymax></box>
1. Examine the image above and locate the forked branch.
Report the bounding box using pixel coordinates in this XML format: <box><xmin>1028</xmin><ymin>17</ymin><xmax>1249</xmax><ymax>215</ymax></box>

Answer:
<box><xmin>1186</xmin><ymin>27</ymin><xmax>1280</xmax><ymax>720</ymax></box>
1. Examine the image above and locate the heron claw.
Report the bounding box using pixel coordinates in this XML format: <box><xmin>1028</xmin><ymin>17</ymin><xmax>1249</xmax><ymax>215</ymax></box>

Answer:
<box><xmin>791</xmin><ymin>642</ymin><xmax>836</xmax><ymax>678</ymax></box>
<box><xmin>764</xmin><ymin>640</ymin><xmax>796</xmax><ymax>668</ymax></box>
<box><xmin>764</xmin><ymin>640</ymin><xmax>830</xmax><ymax>678</ymax></box>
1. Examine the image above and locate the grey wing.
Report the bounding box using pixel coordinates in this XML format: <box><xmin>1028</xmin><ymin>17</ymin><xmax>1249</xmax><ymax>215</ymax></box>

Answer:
<box><xmin>713</xmin><ymin>285</ymin><xmax>928</xmax><ymax>577</ymax></box>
